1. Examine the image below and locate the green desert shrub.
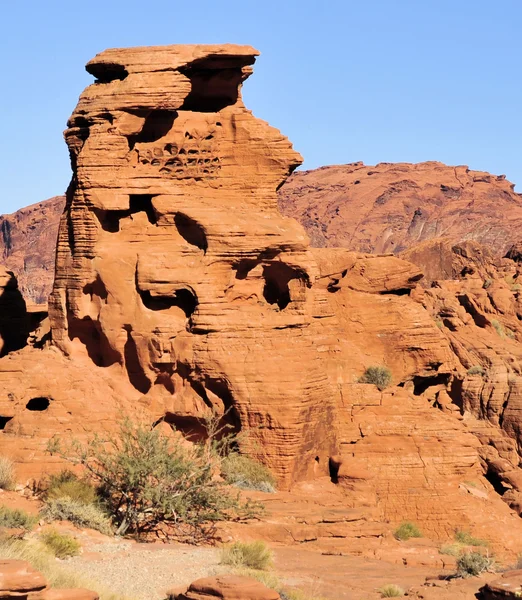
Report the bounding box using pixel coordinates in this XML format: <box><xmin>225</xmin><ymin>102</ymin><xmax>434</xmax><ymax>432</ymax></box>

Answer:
<box><xmin>44</xmin><ymin>469</ymin><xmax>98</xmax><ymax>505</ymax></box>
<box><xmin>48</xmin><ymin>419</ymin><xmax>259</xmax><ymax>541</ymax></box>
<box><xmin>454</xmin><ymin>530</ymin><xmax>488</xmax><ymax>547</ymax></box>
<box><xmin>483</xmin><ymin>279</ymin><xmax>493</xmax><ymax>290</ymax></box>
<box><xmin>0</xmin><ymin>506</ymin><xmax>37</xmax><ymax>530</ymax></box>
<box><xmin>0</xmin><ymin>457</ymin><xmax>15</xmax><ymax>490</ymax></box>
<box><xmin>220</xmin><ymin>540</ymin><xmax>273</xmax><ymax>570</ymax></box>
<box><xmin>40</xmin><ymin>528</ymin><xmax>81</xmax><ymax>559</ymax></box>
<box><xmin>379</xmin><ymin>584</ymin><xmax>404</xmax><ymax>598</ymax></box>
<box><xmin>221</xmin><ymin>454</ymin><xmax>276</xmax><ymax>493</ymax></box>
<box><xmin>359</xmin><ymin>366</ymin><xmax>392</xmax><ymax>390</ymax></box>
<box><xmin>456</xmin><ymin>551</ymin><xmax>493</xmax><ymax>577</ymax></box>
<box><xmin>467</xmin><ymin>365</ymin><xmax>485</xmax><ymax>376</ymax></box>
<box><xmin>393</xmin><ymin>521</ymin><xmax>422</xmax><ymax>541</ymax></box>
<box><xmin>41</xmin><ymin>498</ymin><xmax>112</xmax><ymax>535</ymax></box>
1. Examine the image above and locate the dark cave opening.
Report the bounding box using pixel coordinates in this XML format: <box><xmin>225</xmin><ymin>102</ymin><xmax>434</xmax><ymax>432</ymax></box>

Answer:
<box><xmin>123</xmin><ymin>326</ymin><xmax>151</xmax><ymax>395</ymax></box>
<box><xmin>412</xmin><ymin>373</ymin><xmax>450</xmax><ymax>396</ymax></box>
<box><xmin>329</xmin><ymin>457</ymin><xmax>340</xmax><ymax>484</ymax></box>
<box><xmin>262</xmin><ymin>263</ymin><xmax>305</xmax><ymax>310</ymax></box>
<box><xmin>26</xmin><ymin>397</ymin><xmax>50</xmax><ymax>411</ymax></box>
<box><xmin>174</xmin><ymin>213</ymin><xmax>208</xmax><ymax>252</ymax></box>
<box><xmin>179</xmin><ymin>57</ymin><xmax>246</xmax><ymax>112</ymax></box>
<box><xmin>95</xmin><ymin>195</ymin><xmax>158</xmax><ymax>232</ymax></box>
<box><xmin>0</xmin><ymin>416</ymin><xmax>13</xmax><ymax>430</ymax></box>
<box><xmin>139</xmin><ymin>288</ymin><xmax>198</xmax><ymax>318</ymax></box>
<box><xmin>126</xmin><ymin>110</ymin><xmax>178</xmax><ymax>149</ymax></box>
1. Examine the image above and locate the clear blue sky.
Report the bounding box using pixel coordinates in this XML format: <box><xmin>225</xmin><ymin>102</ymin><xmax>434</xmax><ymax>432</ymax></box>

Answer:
<box><xmin>1</xmin><ymin>0</ymin><xmax>521</xmax><ymax>213</ymax></box>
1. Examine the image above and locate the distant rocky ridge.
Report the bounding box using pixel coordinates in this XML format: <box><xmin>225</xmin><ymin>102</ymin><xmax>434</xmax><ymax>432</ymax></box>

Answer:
<box><xmin>0</xmin><ymin>196</ymin><xmax>63</xmax><ymax>303</ymax></box>
<box><xmin>3</xmin><ymin>161</ymin><xmax>522</xmax><ymax>302</ymax></box>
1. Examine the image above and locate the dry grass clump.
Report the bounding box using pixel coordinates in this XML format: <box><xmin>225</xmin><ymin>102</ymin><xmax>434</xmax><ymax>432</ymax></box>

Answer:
<box><xmin>0</xmin><ymin>457</ymin><xmax>15</xmax><ymax>490</ymax></box>
<box><xmin>44</xmin><ymin>470</ymin><xmax>98</xmax><ymax>505</ymax></box>
<box><xmin>467</xmin><ymin>365</ymin><xmax>485</xmax><ymax>376</ymax></box>
<box><xmin>456</xmin><ymin>551</ymin><xmax>493</xmax><ymax>577</ymax></box>
<box><xmin>220</xmin><ymin>540</ymin><xmax>273</xmax><ymax>570</ymax></box>
<box><xmin>221</xmin><ymin>454</ymin><xmax>276</xmax><ymax>493</ymax></box>
<box><xmin>379</xmin><ymin>584</ymin><xmax>404</xmax><ymax>597</ymax></box>
<box><xmin>454</xmin><ymin>530</ymin><xmax>488</xmax><ymax>547</ymax></box>
<box><xmin>359</xmin><ymin>366</ymin><xmax>392</xmax><ymax>390</ymax></box>
<box><xmin>393</xmin><ymin>521</ymin><xmax>422</xmax><ymax>541</ymax></box>
<box><xmin>0</xmin><ymin>506</ymin><xmax>37</xmax><ymax>530</ymax></box>
<box><xmin>41</xmin><ymin>498</ymin><xmax>112</xmax><ymax>535</ymax></box>
<box><xmin>0</xmin><ymin>537</ymin><xmax>125</xmax><ymax>599</ymax></box>
<box><xmin>40</xmin><ymin>528</ymin><xmax>81</xmax><ymax>559</ymax></box>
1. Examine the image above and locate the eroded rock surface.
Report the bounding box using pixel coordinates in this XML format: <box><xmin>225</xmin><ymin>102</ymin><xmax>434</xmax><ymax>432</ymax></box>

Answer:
<box><xmin>4</xmin><ymin>45</ymin><xmax>522</xmax><ymax>552</ymax></box>
<box><xmin>278</xmin><ymin>161</ymin><xmax>522</xmax><ymax>257</ymax></box>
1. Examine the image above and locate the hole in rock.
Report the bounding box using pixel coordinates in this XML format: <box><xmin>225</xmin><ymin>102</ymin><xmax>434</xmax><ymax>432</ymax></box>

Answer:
<box><xmin>263</xmin><ymin>263</ymin><xmax>306</xmax><ymax>310</ymax></box>
<box><xmin>26</xmin><ymin>397</ymin><xmax>50</xmax><ymax>411</ymax></box>
<box><xmin>179</xmin><ymin>56</ymin><xmax>247</xmax><ymax>112</ymax></box>
<box><xmin>83</xmin><ymin>275</ymin><xmax>108</xmax><ymax>301</ymax></box>
<box><xmin>86</xmin><ymin>62</ymin><xmax>129</xmax><ymax>83</ymax></box>
<box><xmin>0</xmin><ymin>416</ymin><xmax>13</xmax><ymax>430</ymax></box>
<box><xmin>139</xmin><ymin>288</ymin><xmax>198</xmax><ymax>318</ymax></box>
<box><xmin>412</xmin><ymin>373</ymin><xmax>450</xmax><ymax>396</ymax></box>
<box><xmin>329</xmin><ymin>457</ymin><xmax>339</xmax><ymax>484</ymax></box>
<box><xmin>174</xmin><ymin>213</ymin><xmax>207</xmax><ymax>251</ymax></box>
<box><xmin>485</xmin><ymin>469</ymin><xmax>509</xmax><ymax>496</ymax></box>
<box><xmin>68</xmin><ymin>316</ymin><xmax>119</xmax><ymax>368</ymax></box>
<box><xmin>95</xmin><ymin>195</ymin><xmax>158</xmax><ymax>232</ymax></box>
<box><xmin>127</xmin><ymin>110</ymin><xmax>178</xmax><ymax>149</ymax></box>
<box><xmin>123</xmin><ymin>326</ymin><xmax>151</xmax><ymax>395</ymax></box>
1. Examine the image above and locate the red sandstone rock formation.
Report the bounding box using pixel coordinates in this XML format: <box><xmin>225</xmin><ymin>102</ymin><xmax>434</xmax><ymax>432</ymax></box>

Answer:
<box><xmin>5</xmin><ymin>161</ymin><xmax>522</xmax><ymax>302</ymax></box>
<box><xmin>4</xmin><ymin>45</ymin><xmax>522</xmax><ymax>552</ymax></box>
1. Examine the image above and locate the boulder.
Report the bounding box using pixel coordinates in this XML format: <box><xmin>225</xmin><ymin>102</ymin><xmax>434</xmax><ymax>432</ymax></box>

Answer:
<box><xmin>0</xmin><ymin>560</ymin><xmax>47</xmax><ymax>597</ymax></box>
<box><xmin>177</xmin><ymin>575</ymin><xmax>279</xmax><ymax>600</ymax></box>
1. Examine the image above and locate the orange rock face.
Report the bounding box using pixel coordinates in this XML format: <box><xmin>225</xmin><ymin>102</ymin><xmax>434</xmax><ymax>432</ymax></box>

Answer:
<box><xmin>5</xmin><ymin>44</ymin><xmax>522</xmax><ymax>551</ymax></box>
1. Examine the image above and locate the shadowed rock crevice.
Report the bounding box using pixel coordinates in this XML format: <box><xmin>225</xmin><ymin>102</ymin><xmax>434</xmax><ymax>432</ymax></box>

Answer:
<box><xmin>179</xmin><ymin>55</ymin><xmax>251</xmax><ymax>112</ymax></box>
<box><xmin>174</xmin><ymin>213</ymin><xmax>207</xmax><ymax>251</ymax></box>
<box><xmin>126</xmin><ymin>110</ymin><xmax>178</xmax><ymax>150</ymax></box>
<box><xmin>67</xmin><ymin>315</ymin><xmax>119</xmax><ymax>367</ymax></box>
<box><xmin>262</xmin><ymin>263</ymin><xmax>307</xmax><ymax>310</ymax></box>
<box><xmin>95</xmin><ymin>195</ymin><xmax>158</xmax><ymax>232</ymax></box>
<box><xmin>412</xmin><ymin>373</ymin><xmax>451</xmax><ymax>396</ymax></box>
<box><xmin>86</xmin><ymin>61</ymin><xmax>129</xmax><ymax>83</ymax></box>
<box><xmin>139</xmin><ymin>288</ymin><xmax>198</xmax><ymax>318</ymax></box>
<box><xmin>0</xmin><ymin>416</ymin><xmax>13</xmax><ymax>430</ymax></box>
<box><xmin>123</xmin><ymin>326</ymin><xmax>151</xmax><ymax>394</ymax></box>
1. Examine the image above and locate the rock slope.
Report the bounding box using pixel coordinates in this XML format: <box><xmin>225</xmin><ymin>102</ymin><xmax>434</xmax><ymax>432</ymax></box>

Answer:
<box><xmin>278</xmin><ymin>161</ymin><xmax>522</xmax><ymax>255</ymax></box>
<box><xmin>0</xmin><ymin>197</ymin><xmax>63</xmax><ymax>303</ymax></box>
